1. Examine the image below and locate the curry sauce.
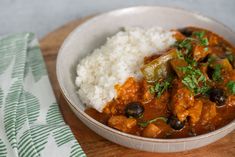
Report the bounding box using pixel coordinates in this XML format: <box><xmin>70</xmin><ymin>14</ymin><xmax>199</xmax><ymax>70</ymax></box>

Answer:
<box><xmin>85</xmin><ymin>27</ymin><xmax>235</xmax><ymax>139</ymax></box>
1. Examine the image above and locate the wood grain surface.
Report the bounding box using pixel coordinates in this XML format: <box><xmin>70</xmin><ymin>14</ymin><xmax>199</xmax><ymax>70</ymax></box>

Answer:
<box><xmin>39</xmin><ymin>16</ymin><xmax>235</xmax><ymax>157</ymax></box>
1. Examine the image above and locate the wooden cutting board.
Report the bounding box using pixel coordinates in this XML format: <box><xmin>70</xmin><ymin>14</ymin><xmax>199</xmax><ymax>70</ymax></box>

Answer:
<box><xmin>39</xmin><ymin>16</ymin><xmax>235</xmax><ymax>157</ymax></box>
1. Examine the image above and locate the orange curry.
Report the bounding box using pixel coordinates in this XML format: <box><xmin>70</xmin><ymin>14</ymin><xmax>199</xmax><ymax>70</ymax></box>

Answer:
<box><xmin>86</xmin><ymin>27</ymin><xmax>235</xmax><ymax>138</ymax></box>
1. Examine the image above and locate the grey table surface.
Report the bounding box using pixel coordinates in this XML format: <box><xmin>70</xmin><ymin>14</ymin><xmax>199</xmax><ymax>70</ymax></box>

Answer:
<box><xmin>1</xmin><ymin>0</ymin><xmax>235</xmax><ymax>38</ymax></box>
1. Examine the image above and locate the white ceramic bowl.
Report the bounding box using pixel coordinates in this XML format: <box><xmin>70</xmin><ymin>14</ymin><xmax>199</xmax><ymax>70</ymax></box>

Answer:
<box><xmin>56</xmin><ymin>6</ymin><xmax>235</xmax><ymax>152</ymax></box>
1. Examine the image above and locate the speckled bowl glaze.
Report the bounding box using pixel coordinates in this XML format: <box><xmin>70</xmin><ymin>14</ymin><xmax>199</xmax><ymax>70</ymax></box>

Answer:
<box><xmin>56</xmin><ymin>6</ymin><xmax>235</xmax><ymax>152</ymax></box>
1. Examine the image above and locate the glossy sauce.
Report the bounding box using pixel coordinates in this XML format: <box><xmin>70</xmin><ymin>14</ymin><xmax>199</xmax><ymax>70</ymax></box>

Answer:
<box><xmin>85</xmin><ymin>27</ymin><xmax>235</xmax><ymax>139</ymax></box>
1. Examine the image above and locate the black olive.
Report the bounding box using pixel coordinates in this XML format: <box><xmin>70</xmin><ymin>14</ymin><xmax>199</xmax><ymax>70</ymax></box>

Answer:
<box><xmin>206</xmin><ymin>66</ymin><xmax>214</xmax><ymax>80</ymax></box>
<box><xmin>209</xmin><ymin>88</ymin><xmax>227</xmax><ymax>106</ymax></box>
<box><xmin>178</xmin><ymin>28</ymin><xmax>193</xmax><ymax>37</ymax></box>
<box><xmin>125</xmin><ymin>102</ymin><xmax>144</xmax><ymax>118</ymax></box>
<box><xmin>167</xmin><ymin>115</ymin><xmax>185</xmax><ymax>130</ymax></box>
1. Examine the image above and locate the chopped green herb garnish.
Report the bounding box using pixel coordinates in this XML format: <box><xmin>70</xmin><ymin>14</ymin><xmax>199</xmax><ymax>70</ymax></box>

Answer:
<box><xmin>204</xmin><ymin>47</ymin><xmax>209</xmax><ymax>51</ymax></box>
<box><xmin>227</xmin><ymin>81</ymin><xmax>235</xmax><ymax>94</ymax></box>
<box><xmin>193</xmin><ymin>31</ymin><xmax>205</xmax><ymax>39</ymax></box>
<box><xmin>175</xmin><ymin>31</ymin><xmax>209</xmax><ymax>56</ymax></box>
<box><xmin>175</xmin><ymin>38</ymin><xmax>195</xmax><ymax>55</ymax></box>
<box><xmin>212</xmin><ymin>64</ymin><xmax>222</xmax><ymax>82</ymax></box>
<box><xmin>193</xmin><ymin>31</ymin><xmax>209</xmax><ymax>46</ymax></box>
<box><xmin>149</xmin><ymin>75</ymin><xmax>174</xmax><ymax>97</ymax></box>
<box><xmin>177</xmin><ymin>38</ymin><xmax>193</xmax><ymax>54</ymax></box>
<box><xmin>150</xmin><ymin>80</ymin><xmax>171</xmax><ymax>97</ymax></box>
<box><xmin>226</xmin><ymin>53</ymin><xmax>234</xmax><ymax>63</ymax></box>
<box><xmin>176</xmin><ymin>49</ymin><xmax>184</xmax><ymax>59</ymax></box>
<box><xmin>149</xmin><ymin>86</ymin><xmax>155</xmax><ymax>94</ymax></box>
<box><xmin>138</xmin><ymin>117</ymin><xmax>168</xmax><ymax>127</ymax></box>
<box><xmin>178</xmin><ymin>65</ymin><xmax>209</xmax><ymax>95</ymax></box>
<box><xmin>184</xmin><ymin>57</ymin><xmax>198</xmax><ymax>66</ymax></box>
<box><xmin>200</xmin><ymin>38</ymin><xmax>209</xmax><ymax>46</ymax></box>
<box><xmin>196</xmin><ymin>85</ymin><xmax>210</xmax><ymax>96</ymax></box>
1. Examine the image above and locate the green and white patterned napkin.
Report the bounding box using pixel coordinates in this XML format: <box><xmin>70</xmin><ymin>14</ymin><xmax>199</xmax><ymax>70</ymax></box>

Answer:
<box><xmin>0</xmin><ymin>33</ymin><xmax>86</xmax><ymax>157</ymax></box>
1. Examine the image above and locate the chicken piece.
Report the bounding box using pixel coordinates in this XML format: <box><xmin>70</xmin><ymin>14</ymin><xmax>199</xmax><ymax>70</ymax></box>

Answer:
<box><xmin>142</xmin><ymin>123</ymin><xmax>161</xmax><ymax>138</ymax></box>
<box><xmin>188</xmin><ymin>99</ymin><xmax>203</xmax><ymax>125</ymax></box>
<box><xmin>103</xmin><ymin>101</ymin><xmax>119</xmax><ymax>115</ymax></box>
<box><xmin>193</xmin><ymin>45</ymin><xmax>210</xmax><ymax>61</ymax></box>
<box><xmin>171</xmin><ymin>81</ymin><xmax>202</xmax><ymax>125</ymax></box>
<box><xmin>200</xmin><ymin>100</ymin><xmax>217</xmax><ymax>125</ymax></box>
<box><xmin>104</xmin><ymin>77</ymin><xmax>140</xmax><ymax>115</ymax></box>
<box><xmin>108</xmin><ymin>115</ymin><xmax>137</xmax><ymax>133</ymax></box>
<box><xmin>171</xmin><ymin>82</ymin><xmax>194</xmax><ymax>122</ymax></box>
<box><xmin>114</xmin><ymin>77</ymin><xmax>140</xmax><ymax>105</ymax></box>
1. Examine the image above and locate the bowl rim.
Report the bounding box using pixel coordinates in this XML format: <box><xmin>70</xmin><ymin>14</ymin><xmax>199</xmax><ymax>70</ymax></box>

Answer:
<box><xmin>56</xmin><ymin>5</ymin><xmax>235</xmax><ymax>143</ymax></box>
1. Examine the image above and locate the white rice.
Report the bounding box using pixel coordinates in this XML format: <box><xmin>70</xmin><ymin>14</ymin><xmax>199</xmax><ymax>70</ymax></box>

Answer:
<box><xmin>75</xmin><ymin>27</ymin><xmax>176</xmax><ymax>112</ymax></box>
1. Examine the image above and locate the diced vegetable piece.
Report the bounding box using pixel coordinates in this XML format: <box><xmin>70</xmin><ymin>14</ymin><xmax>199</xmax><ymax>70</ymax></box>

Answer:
<box><xmin>142</xmin><ymin>123</ymin><xmax>161</xmax><ymax>138</ymax></box>
<box><xmin>141</xmin><ymin>49</ymin><xmax>178</xmax><ymax>83</ymax></box>
<box><xmin>170</xmin><ymin>58</ymin><xmax>188</xmax><ymax>78</ymax></box>
<box><xmin>108</xmin><ymin>115</ymin><xmax>137</xmax><ymax>133</ymax></box>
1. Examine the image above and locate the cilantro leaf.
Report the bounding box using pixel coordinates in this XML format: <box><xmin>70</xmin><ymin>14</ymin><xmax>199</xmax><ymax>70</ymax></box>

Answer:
<box><xmin>149</xmin><ymin>75</ymin><xmax>174</xmax><ymax>97</ymax></box>
<box><xmin>226</xmin><ymin>53</ymin><xmax>234</xmax><ymax>63</ymax></box>
<box><xmin>227</xmin><ymin>81</ymin><xmax>235</xmax><ymax>94</ymax></box>
<box><xmin>138</xmin><ymin>117</ymin><xmax>168</xmax><ymax>127</ymax></box>
<box><xmin>212</xmin><ymin>64</ymin><xmax>222</xmax><ymax>82</ymax></box>
<box><xmin>184</xmin><ymin>57</ymin><xmax>198</xmax><ymax>66</ymax></box>
<box><xmin>201</xmin><ymin>38</ymin><xmax>209</xmax><ymax>46</ymax></box>
<box><xmin>150</xmin><ymin>81</ymin><xmax>171</xmax><ymax>97</ymax></box>
<box><xmin>178</xmin><ymin>38</ymin><xmax>193</xmax><ymax>54</ymax></box>
<box><xmin>193</xmin><ymin>31</ymin><xmax>205</xmax><ymax>39</ymax></box>
<box><xmin>193</xmin><ymin>31</ymin><xmax>209</xmax><ymax>46</ymax></box>
<box><xmin>176</xmin><ymin>49</ymin><xmax>184</xmax><ymax>59</ymax></box>
<box><xmin>178</xmin><ymin>65</ymin><xmax>209</xmax><ymax>95</ymax></box>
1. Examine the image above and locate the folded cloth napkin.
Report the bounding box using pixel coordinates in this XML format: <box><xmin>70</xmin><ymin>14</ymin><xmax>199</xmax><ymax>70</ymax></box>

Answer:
<box><xmin>0</xmin><ymin>33</ymin><xmax>86</xmax><ymax>157</ymax></box>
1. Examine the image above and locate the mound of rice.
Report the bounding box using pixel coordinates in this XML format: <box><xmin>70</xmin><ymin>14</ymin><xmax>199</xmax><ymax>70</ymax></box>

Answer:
<box><xmin>75</xmin><ymin>27</ymin><xmax>176</xmax><ymax>112</ymax></box>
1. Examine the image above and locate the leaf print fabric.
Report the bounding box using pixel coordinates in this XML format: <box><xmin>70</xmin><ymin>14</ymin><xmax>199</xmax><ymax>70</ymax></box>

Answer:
<box><xmin>0</xmin><ymin>139</ymin><xmax>7</xmax><ymax>157</ymax></box>
<box><xmin>0</xmin><ymin>33</ymin><xmax>86</xmax><ymax>157</ymax></box>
